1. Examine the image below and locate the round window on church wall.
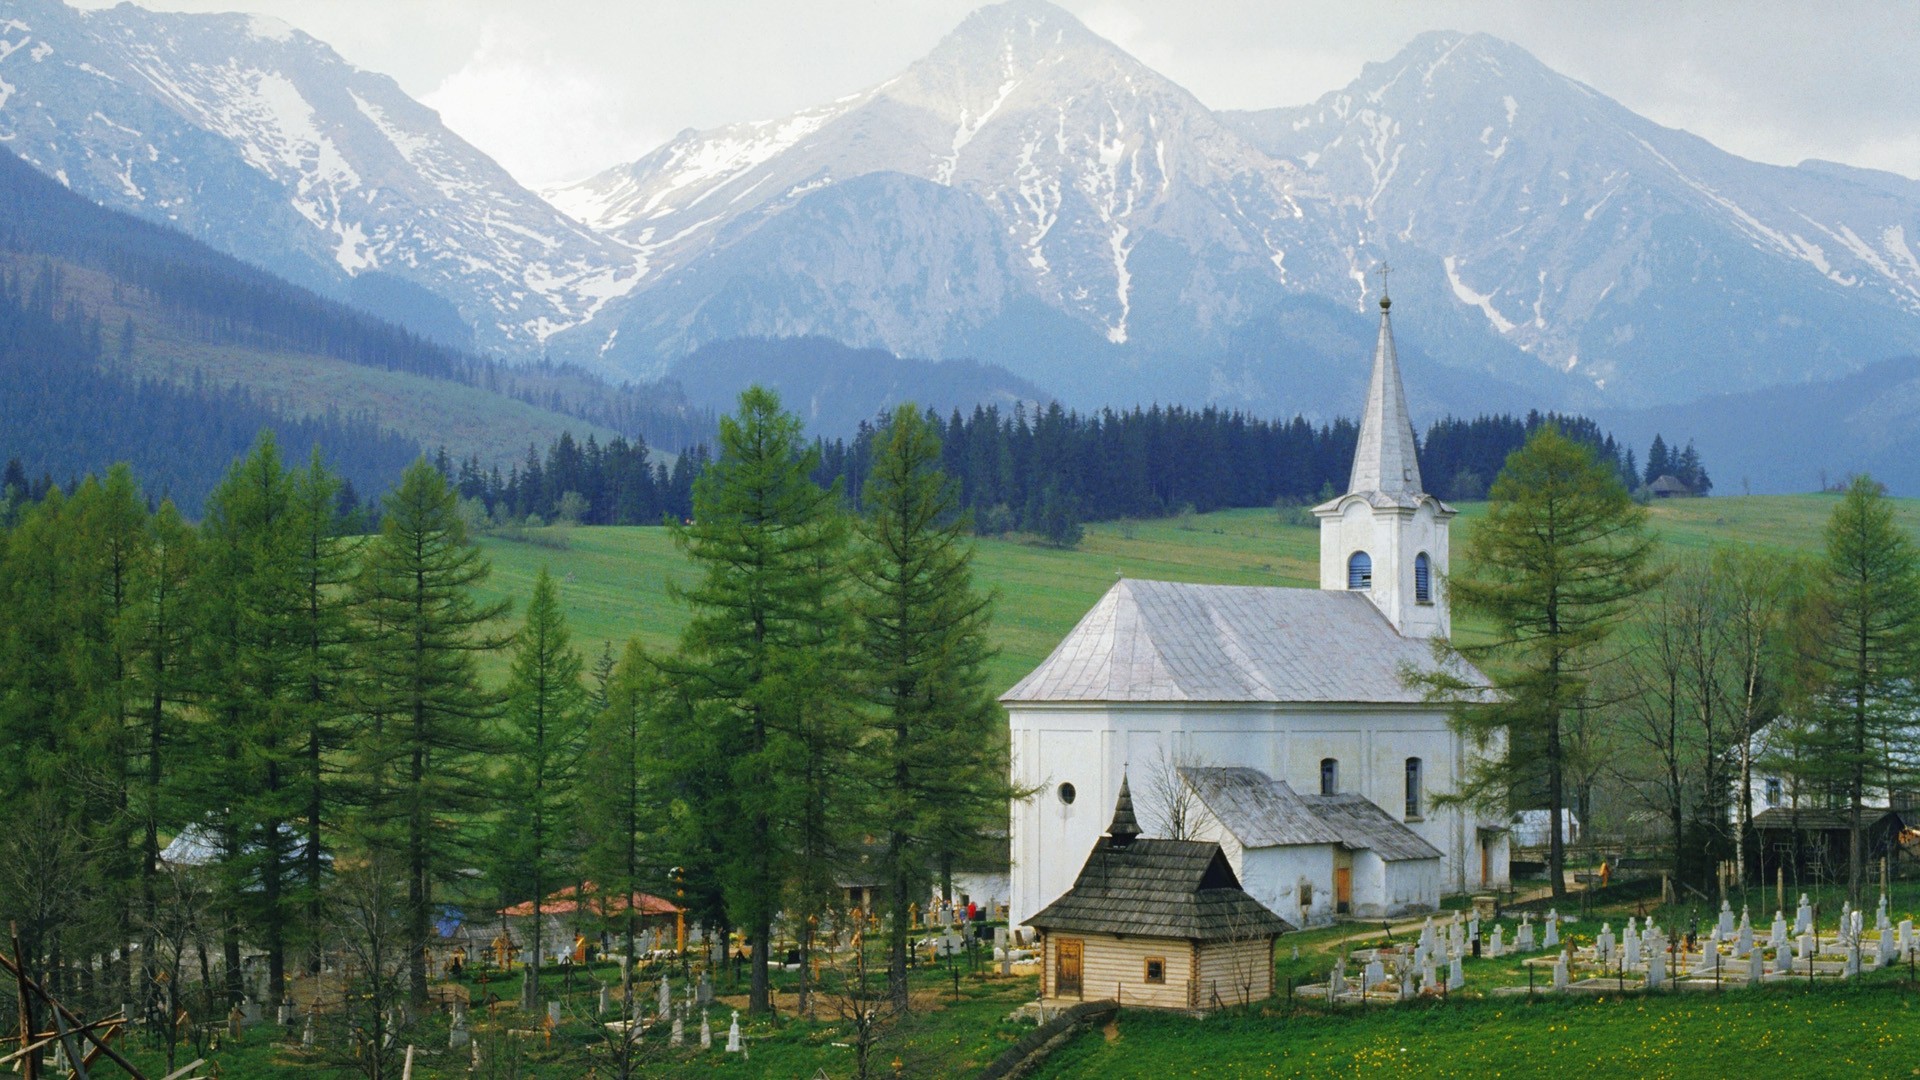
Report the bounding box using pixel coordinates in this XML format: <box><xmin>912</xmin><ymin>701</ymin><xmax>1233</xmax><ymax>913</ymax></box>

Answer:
<box><xmin>1058</xmin><ymin>782</ymin><xmax>1076</xmax><ymax>805</ymax></box>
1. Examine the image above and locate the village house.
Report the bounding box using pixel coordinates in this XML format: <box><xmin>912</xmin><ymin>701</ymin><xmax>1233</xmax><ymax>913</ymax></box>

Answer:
<box><xmin>1027</xmin><ymin>777</ymin><xmax>1292</xmax><ymax>1009</ymax></box>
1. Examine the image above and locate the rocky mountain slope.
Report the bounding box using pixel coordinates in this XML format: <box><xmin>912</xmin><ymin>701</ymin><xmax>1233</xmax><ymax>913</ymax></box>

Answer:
<box><xmin>0</xmin><ymin>0</ymin><xmax>640</xmax><ymax>352</ymax></box>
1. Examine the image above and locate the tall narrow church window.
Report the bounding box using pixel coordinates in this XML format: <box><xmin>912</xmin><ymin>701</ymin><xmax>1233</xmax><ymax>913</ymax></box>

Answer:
<box><xmin>1415</xmin><ymin>552</ymin><xmax>1432</xmax><ymax>604</ymax></box>
<box><xmin>1347</xmin><ymin>551</ymin><xmax>1372</xmax><ymax>590</ymax></box>
<box><xmin>1405</xmin><ymin>758</ymin><xmax>1423</xmax><ymax>819</ymax></box>
<box><xmin>1320</xmin><ymin>758</ymin><xmax>1339</xmax><ymax>796</ymax></box>
<box><xmin>1764</xmin><ymin>778</ymin><xmax>1782</xmax><ymax>808</ymax></box>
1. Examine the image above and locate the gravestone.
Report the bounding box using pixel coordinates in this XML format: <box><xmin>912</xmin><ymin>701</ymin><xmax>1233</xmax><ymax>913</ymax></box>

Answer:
<box><xmin>726</xmin><ymin>1011</ymin><xmax>742</xmax><ymax>1053</ymax></box>
<box><xmin>701</xmin><ymin>1011</ymin><xmax>712</xmax><ymax>1049</ymax></box>
<box><xmin>1449</xmin><ymin>952</ymin><xmax>1464</xmax><ymax>991</ymax></box>
<box><xmin>1468</xmin><ymin>912</ymin><xmax>1480</xmax><ymax>945</ymax></box>
<box><xmin>1773</xmin><ymin>941</ymin><xmax>1793</xmax><ymax>976</ymax></box>
<box><xmin>1747</xmin><ymin>946</ymin><xmax>1765</xmax><ymax>985</ymax></box>
<box><xmin>1799</xmin><ymin>933</ymin><xmax>1814</xmax><ymax>968</ymax></box>
<box><xmin>1646</xmin><ymin>948</ymin><xmax>1666</xmax><ymax>989</ymax></box>
<box><xmin>1489</xmin><ymin>926</ymin><xmax>1504</xmax><ymax>958</ymax></box>
<box><xmin>1399</xmin><ymin>969</ymin><xmax>1415</xmax><ymax>1001</ymax></box>
<box><xmin>1878</xmin><ymin>926</ymin><xmax>1896</xmax><ymax>967</ymax></box>
<box><xmin>1516</xmin><ymin>915</ymin><xmax>1534</xmax><ymax>953</ymax></box>
<box><xmin>1552</xmin><ymin>951</ymin><xmax>1568</xmax><ymax>990</ymax></box>
<box><xmin>671</xmin><ymin>1016</ymin><xmax>684</xmax><ymax>1047</ymax></box>
<box><xmin>450</xmin><ymin>1009</ymin><xmax>470</xmax><ymax>1050</ymax></box>
<box><xmin>1596</xmin><ymin>922</ymin><xmax>1615</xmax><ymax>964</ymax></box>
<box><xmin>1845</xmin><ymin>942</ymin><xmax>1862</xmax><ymax>979</ymax></box>
<box><xmin>1795</xmin><ymin>894</ymin><xmax>1813</xmax><ymax>935</ymax></box>
<box><xmin>1694</xmin><ymin>943</ymin><xmax>1722</xmax><ymax>976</ymax></box>
<box><xmin>1365</xmin><ymin>958</ymin><xmax>1386</xmax><ymax>988</ymax></box>
<box><xmin>1624</xmin><ymin>925</ymin><xmax>1641</xmax><ymax>970</ymax></box>
<box><xmin>244</xmin><ymin>998</ymin><xmax>262</xmax><ymax>1026</ymax></box>
<box><xmin>1900</xmin><ymin>918</ymin><xmax>1914</xmax><ymax>958</ymax></box>
<box><xmin>302</xmin><ymin>1013</ymin><xmax>314</xmax><ymax>1050</ymax></box>
<box><xmin>548</xmin><ymin>1000</ymin><xmax>561</xmax><ymax>1028</ymax></box>
<box><xmin>658</xmin><ymin>976</ymin><xmax>671</xmax><ymax>1019</ymax></box>
<box><xmin>599</xmin><ymin>986</ymin><xmax>610</xmax><ymax>1016</ymax></box>
<box><xmin>1878</xmin><ymin>894</ymin><xmax>1891</xmax><ymax>932</ymax></box>
<box><xmin>1735</xmin><ymin>912</ymin><xmax>1753</xmax><ymax>958</ymax></box>
<box><xmin>1840</xmin><ymin>903</ymin><xmax>1854</xmax><ymax>943</ymax></box>
<box><xmin>696</xmin><ymin>972</ymin><xmax>713</xmax><ymax>1009</ymax></box>
<box><xmin>1718</xmin><ymin>900</ymin><xmax>1734</xmax><ymax>938</ymax></box>
<box><xmin>1544</xmin><ymin>910</ymin><xmax>1559</xmax><ymax>949</ymax></box>
<box><xmin>1329</xmin><ymin>962</ymin><xmax>1346</xmax><ymax>999</ymax></box>
<box><xmin>1770</xmin><ymin>910</ymin><xmax>1788</xmax><ymax>951</ymax></box>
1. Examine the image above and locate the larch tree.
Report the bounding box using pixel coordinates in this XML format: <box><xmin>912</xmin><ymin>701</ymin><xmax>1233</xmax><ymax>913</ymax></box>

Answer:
<box><xmin>355</xmin><ymin>458</ymin><xmax>509</xmax><ymax>1006</ymax></box>
<box><xmin>851</xmin><ymin>405</ymin><xmax>1003</xmax><ymax>1010</ymax></box>
<box><xmin>666</xmin><ymin>385</ymin><xmax>850</xmax><ymax>1016</ymax></box>
<box><xmin>496</xmin><ymin>565</ymin><xmax>589</xmax><ymax>1009</ymax></box>
<box><xmin>577</xmin><ymin>639</ymin><xmax>658</xmax><ymax>1047</ymax></box>
<box><xmin>1791</xmin><ymin>474</ymin><xmax>1920</xmax><ymax>906</ymax></box>
<box><xmin>1426</xmin><ymin>425</ymin><xmax>1660</xmax><ymax>898</ymax></box>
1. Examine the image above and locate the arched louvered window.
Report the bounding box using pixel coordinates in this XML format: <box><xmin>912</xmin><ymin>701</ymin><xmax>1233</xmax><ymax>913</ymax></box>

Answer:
<box><xmin>1320</xmin><ymin>758</ymin><xmax>1339</xmax><ymax>796</ymax></box>
<box><xmin>1347</xmin><ymin>551</ymin><xmax>1372</xmax><ymax>590</ymax></box>
<box><xmin>1415</xmin><ymin>552</ymin><xmax>1432</xmax><ymax>604</ymax></box>
<box><xmin>1405</xmin><ymin>757</ymin><xmax>1423</xmax><ymax>819</ymax></box>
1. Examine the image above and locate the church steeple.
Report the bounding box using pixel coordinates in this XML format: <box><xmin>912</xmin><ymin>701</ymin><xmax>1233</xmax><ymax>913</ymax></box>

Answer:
<box><xmin>1312</xmin><ymin>279</ymin><xmax>1454</xmax><ymax>640</ymax></box>
<box><xmin>1347</xmin><ymin>293</ymin><xmax>1423</xmax><ymax>497</ymax></box>
<box><xmin>1105</xmin><ymin>772</ymin><xmax>1141</xmax><ymax>848</ymax></box>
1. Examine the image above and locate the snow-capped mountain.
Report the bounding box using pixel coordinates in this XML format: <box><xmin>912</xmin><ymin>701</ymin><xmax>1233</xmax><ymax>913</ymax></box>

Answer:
<box><xmin>544</xmin><ymin>0</ymin><xmax>1369</xmax><ymax>393</ymax></box>
<box><xmin>0</xmin><ymin>0</ymin><xmax>639</xmax><ymax>351</ymax></box>
<box><xmin>1223</xmin><ymin>31</ymin><xmax>1920</xmax><ymax>404</ymax></box>
<box><xmin>6</xmin><ymin>0</ymin><xmax>1919</xmax><ymax>422</ymax></box>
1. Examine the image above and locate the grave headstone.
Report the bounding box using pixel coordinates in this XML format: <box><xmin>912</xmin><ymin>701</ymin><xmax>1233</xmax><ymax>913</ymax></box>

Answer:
<box><xmin>1329</xmin><ymin>962</ymin><xmax>1346</xmax><ymax>999</ymax></box>
<box><xmin>302</xmin><ymin>1013</ymin><xmax>314</xmax><ymax>1050</ymax></box>
<box><xmin>1468</xmin><ymin>912</ymin><xmax>1480</xmax><ymax>945</ymax></box>
<box><xmin>1552</xmin><ymin>951</ymin><xmax>1569</xmax><ymax>990</ymax></box>
<box><xmin>726</xmin><ymin>1011</ymin><xmax>742</xmax><ymax>1053</ymax></box>
<box><xmin>697</xmin><ymin>972</ymin><xmax>713</xmax><ymax>1008</ymax></box>
<box><xmin>1735</xmin><ymin>914</ymin><xmax>1753</xmax><ymax>958</ymax></box>
<box><xmin>1718</xmin><ymin>899</ymin><xmax>1734</xmax><ymax>937</ymax></box>
<box><xmin>1399</xmin><ymin>969</ymin><xmax>1415</xmax><ymax>1001</ymax></box>
<box><xmin>1900</xmin><ymin>918</ymin><xmax>1915</xmax><ymax>958</ymax></box>
<box><xmin>1747</xmin><ymin>945</ymin><xmax>1765</xmax><ymax>985</ymax></box>
<box><xmin>599</xmin><ymin>986</ymin><xmax>611</xmax><ymax>1016</ymax></box>
<box><xmin>1647</xmin><ymin>948</ymin><xmax>1666</xmax><ymax>989</ymax></box>
<box><xmin>548</xmin><ymin>1001</ymin><xmax>561</xmax><ymax>1028</ymax></box>
<box><xmin>671</xmin><ymin>1017</ymin><xmax>684</xmax><ymax>1047</ymax></box>
<box><xmin>450</xmin><ymin>1009</ymin><xmax>470</xmax><ymax>1050</ymax></box>
<box><xmin>1773</xmin><ymin>941</ymin><xmax>1793</xmax><ymax>976</ymax></box>
<box><xmin>1489</xmin><ymin>926</ymin><xmax>1504</xmax><ymax>958</ymax></box>
<box><xmin>244</xmin><ymin>998</ymin><xmax>262</xmax><ymax>1026</ymax></box>
<box><xmin>1365</xmin><ymin>958</ymin><xmax>1386</xmax><ymax>988</ymax></box>
<box><xmin>1770</xmin><ymin>910</ymin><xmax>1788</xmax><ymax>951</ymax></box>
<box><xmin>1878</xmin><ymin>895</ymin><xmax>1891</xmax><ymax>932</ymax></box>
<box><xmin>1597</xmin><ymin>922</ymin><xmax>1615</xmax><ymax>964</ymax></box>
<box><xmin>1694</xmin><ymin>943</ymin><xmax>1722</xmax><ymax>976</ymax></box>
<box><xmin>1449</xmin><ymin>952</ymin><xmax>1464</xmax><ymax>991</ymax></box>
<box><xmin>1624</xmin><ymin>925</ymin><xmax>1641</xmax><ymax>970</ymax></box>
<box><xmin>1795</xmin><ymin>894</ymin><xmax>1813</xmax><ymax>935</ymax></box>
<box><xmin>658</xmin><ymin>976</ymin><xmax>671</xmax><ymax>1019</ymax></box>
<box><xmin>1516</xmin><ymin>915</ymin><xmax>1534</xmax><ymax>953</ymax></box>
<box><xmin>1544</xmin><ymin>910</ymin><xmax>1560</xmax><ymax>949</ymax></box>
<box><xmin>1878</xmin><ymin>926</ymin><xmax>1896</xmax><ymax>967</ymax></box>
<box><xmin>1845</xmin><ymin>941</ymin><xmax>1862</xmax><ymax>978</ymax></box>
<box><xmin>701</xmin><ymin>1011</ymin><xmax>712</xmax><ymax>1049</ymax></box>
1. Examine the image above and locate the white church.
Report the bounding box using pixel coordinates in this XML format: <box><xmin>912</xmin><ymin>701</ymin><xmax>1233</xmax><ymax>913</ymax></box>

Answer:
<box><xmin>1005</xmin><ymin>291</ymin><xmax>1510</xmax><ymax>931</ymax></box>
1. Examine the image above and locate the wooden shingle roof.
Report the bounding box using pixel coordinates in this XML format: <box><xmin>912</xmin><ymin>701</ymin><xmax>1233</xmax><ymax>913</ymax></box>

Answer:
<box><xmin>1026</xmin><ymin>794</ymin><xmax>1295</xmax><ymax>946</ymax></box>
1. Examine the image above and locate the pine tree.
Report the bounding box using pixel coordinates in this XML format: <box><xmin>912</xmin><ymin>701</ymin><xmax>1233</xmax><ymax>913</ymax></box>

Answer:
<box><xmin>1424</xmin><ymin>426</ymin><xmax>1661</xmax><ymax>898</ymax></box>
<box><xmin>577</xmin><ymin>640</ymin><xmax>658</xmax><ymax>1038</ymax></box>
<box><xmin>1643</xmin><ymin>434</ymin><xmax>1671</xmax><ymax>487</ymax></box>
<box><xmin>1792</xmin><ymin>474</ymin><xmax>1920</xmax><ymax>905</ymax></box>
<box><xmin>495</xmin><ymin>566</ymin><xmax>588</xmax><ymax>1008</ymax></box>
<box><xmin>664</xmin><ymin>386</ymin><xmax>850</xmax><ymax>1015</ymax></box>
<box><xmin>355</xmin><ymin>458</ymin><xmax>509</xmax><ymax>1006</ymax></box>
<box><xmin>851</xmin><ymin>406</ymin><xmax>1004</xmax><ymax>1009</ymax></box>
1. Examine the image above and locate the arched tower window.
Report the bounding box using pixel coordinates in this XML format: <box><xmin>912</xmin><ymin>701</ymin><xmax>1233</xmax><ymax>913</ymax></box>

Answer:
<box><xmin>1415</xmin><ymin>552</ymin><xmax>1432</xmax><ymax>604</ymax></box>
<box><xmin>1347</xmin><ymin>551</ymin><xmax>1372</xmax><ymax>590</ymax></box>
<box><xmin>1405</xmin><ymin>758</ymin><xmax>1423</xmax><ymax>819</ymax></box>
<box><xmin>1320</xmin><ymin>758</ymin><xmax>1339</xmax><ymax>796</ymax></box>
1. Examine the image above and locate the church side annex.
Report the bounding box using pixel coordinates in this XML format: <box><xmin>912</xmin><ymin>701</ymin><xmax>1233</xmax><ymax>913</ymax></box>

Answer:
<box><xmin>1005</xmin><ymin>288</ymin><xmax>1511</xmax><ymax>931</ymax></box>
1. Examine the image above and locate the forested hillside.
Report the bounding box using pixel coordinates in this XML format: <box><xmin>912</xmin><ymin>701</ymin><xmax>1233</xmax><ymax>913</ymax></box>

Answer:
<box><xmin>0</xmin><ymin>149</ymin><xmax>708</xmax><ymax>509</ymax></box>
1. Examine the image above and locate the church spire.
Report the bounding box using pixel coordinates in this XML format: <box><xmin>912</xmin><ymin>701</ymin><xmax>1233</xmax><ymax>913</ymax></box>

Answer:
<box><xmin>1346</xmin><ymin>286</ymin><xmax>1423</xmax><ymax>496</ymax></box>
<box><xmin>1105</xmin><ymin>772</ymin><xmax>1141</xmax><ymax>848</ymax></box>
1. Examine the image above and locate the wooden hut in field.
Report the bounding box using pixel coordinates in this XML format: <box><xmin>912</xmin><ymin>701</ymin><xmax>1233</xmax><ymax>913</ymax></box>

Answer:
<box><xmin>1028</xmin><ymin>776</ymin><xmax>1292</xmax><ymax>1010</ymax></box>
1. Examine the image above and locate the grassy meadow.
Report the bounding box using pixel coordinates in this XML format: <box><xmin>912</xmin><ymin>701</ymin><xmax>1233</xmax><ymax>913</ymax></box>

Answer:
<box><xmin>471</xmin><ymin>493</ymin><xmax>1920</xmax><ymax>689</ymax></box>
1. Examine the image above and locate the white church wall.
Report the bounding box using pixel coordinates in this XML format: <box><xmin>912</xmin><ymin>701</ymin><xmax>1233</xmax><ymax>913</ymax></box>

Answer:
<box><xmin>1348</xmin><ymin>850</ymin><xmax>1390</xmax><ymax>916</ymax></box>
<box><xmin>1243</xmin><ymin>846</ymin><xmax>1338</xmax><ymax>929</ymax></box>
<box><xmin>1008</xmin><ymin>701</ymin><xmax>1509</xmax><ymax>928</ymax></box>
<box><xmin>1380</xmin><ymin>858</ymin><xmax>1441</xmax><ymax>915</ymax></box>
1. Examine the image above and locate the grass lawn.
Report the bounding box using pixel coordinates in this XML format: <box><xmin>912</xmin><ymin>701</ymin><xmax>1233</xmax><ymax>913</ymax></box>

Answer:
<box><xmin>470</xmin><ymin>493</ymin><xmax>1920</xmax><ymax>687</ymax></box>
<box><xmin>1030</xmin><ymin>982</ymin><xmax>1920</xmax><ymax>1079</ymax></box>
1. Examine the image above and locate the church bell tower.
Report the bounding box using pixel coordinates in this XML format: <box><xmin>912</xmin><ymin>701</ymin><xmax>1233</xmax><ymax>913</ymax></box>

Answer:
<box><xmin>1312</xmin><ymin>282</ymin><xmax>1454</xmax><ymax>639</ymax></box>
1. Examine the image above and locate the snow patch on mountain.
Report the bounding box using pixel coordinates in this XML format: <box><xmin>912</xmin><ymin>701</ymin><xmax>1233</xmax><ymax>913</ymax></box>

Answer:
<box><xmin>1445</xmin><ymin>255</ymin><xmax>1515</xmax><ymax>333</ymax></box>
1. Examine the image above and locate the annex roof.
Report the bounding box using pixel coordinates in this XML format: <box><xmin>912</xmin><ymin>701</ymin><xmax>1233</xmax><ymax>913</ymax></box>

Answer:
<box><xmin>500</xmin><ymin>882</ymin><xmax>681</xmax><ymax>919</ymax></box>
<box><xmin>1002</xmin><ymin>578</ymin><xmax>1483</xmax><ymax>705</ymax></box>
<box><xmin>1180</xmin><ymin>766</ymin><xmax>1344</xmax><ymax>848</ymax></box>
<box><xmin>1751</xmin><ymin>807</ymin><xmax>1905</xmax><ymax>832</ymax></box>
<box><xmin>1181</xmin><ymin>766</ymin><xmax>1441</xmax><ymax>862</ymax></box>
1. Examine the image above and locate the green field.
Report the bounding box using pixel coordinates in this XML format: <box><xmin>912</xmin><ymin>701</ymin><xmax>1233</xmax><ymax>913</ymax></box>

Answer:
<box><xmin>472</xmin><ymin>493</ymin><xmax>1920</xmax><ymax>689</ymax></box>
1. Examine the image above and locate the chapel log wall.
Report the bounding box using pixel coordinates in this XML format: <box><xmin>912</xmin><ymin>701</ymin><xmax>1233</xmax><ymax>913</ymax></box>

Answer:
<box><xmin>1194</xmin><ymin>937</ymin><xmax>1273</xmax><ymax>1007</ymax></box>
<box><xmin>1045</xmin><ymin>933</ymin><xmax>1197</xmax><ymax>1010</ymax></box>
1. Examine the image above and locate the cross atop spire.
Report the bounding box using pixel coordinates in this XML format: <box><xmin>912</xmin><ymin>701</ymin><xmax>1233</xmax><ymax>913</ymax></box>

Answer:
<box><xmin>1106</xmin><ymin>771</ymin><xmax>1141</xmax><ymax>848</ymax></box>
<box><xmin>1346</xmin><ymin>287</ymin><xmax>1422</xmax><ymax>495</ymax></box>
<box><xmin>1375</xmin><ymin>262</ymin><xmax>1392</xmax><ymax>304</ymax></box>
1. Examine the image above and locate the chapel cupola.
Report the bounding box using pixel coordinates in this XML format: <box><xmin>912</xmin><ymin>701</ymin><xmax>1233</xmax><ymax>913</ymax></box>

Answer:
<box><xmin>1311</xmin><ymin>282</ymin><xmax>1454</xmax><ymax>639</ymax></box>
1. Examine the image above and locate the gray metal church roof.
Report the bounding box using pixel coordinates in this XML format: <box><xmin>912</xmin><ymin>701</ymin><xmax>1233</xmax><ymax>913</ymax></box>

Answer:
<box><xmin>1001</xmin><ymin>578</ymin><xmax>1483</xmax><ymax>704</ymax></box>
<box><xmin>1180</xmin><ymin>766</ymin><xmax>1442</xmax><ymax>863</ymax></box>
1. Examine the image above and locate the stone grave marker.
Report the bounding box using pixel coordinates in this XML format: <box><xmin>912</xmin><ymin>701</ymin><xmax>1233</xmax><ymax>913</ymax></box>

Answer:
<box><xmin>1718</xmin><ymin>900</ymin><xmax>1734</xmax><ymax>937</ymax></box>
<box><xmin>1449</xmin><ymin>952</ymin><xmax>1464</xmax><ymax>991</ymax></box>
<box><xmin>1489</xmin><ymin>926</ymin><xmax>1504</xmax><ymax>958</ymax></box>
<box><xmin>1516</xmin><ymin>915</ymin><xmax>1534</xmax><ymax>953</ymax></box>
<box><xmin>1795</xmin><ymin>894</ymin><xmax>1813</xmax><ymax>935</ymax></box>
<box><xmin>1646</xmin><ymin>947</ymin><xmax>1665</xmax><ymax>989</ymax></box>
<box><xmin>1845</xmin><ymin>941</ymin><xmax>1862</xmax><ymax>979</ymax></box>
<box><xmin>1544</xmin><ymin>909</ymin><xmax>1560</xmax><ymax>949</ymax></box>
<box><xmin>701</xmin><ymin>1011</ymin><xmax>712</xmax><ymax>1049</ymax></box>
<box><xmin>1770</xmin><ymin>910</ymin><xmax>1787</xmax><ymax>951</ymax></box>
<box><xmin>1596</xmin><ymin>922</ymin><xmax>1614</xmax><ymax>964</ymax></box>
<box><xmin>1773</xmin><ymin>941</ymin><xmax>1793</xmax><ymax>976</ymax></box>
<box><xmin>671</xmin><ymin>1016</ymin><xmax>684</xmax><ymax>1046</ymax></box>
<box><xmin>1900</xmin><ymin>918</ymin><xmax>1914</xmax><ymax>958</ymax></box>
<box><xmin>727</xmin><ymin>1010</ymin><xmax>742</xmax><ymax>1053</ymax></box>
<box><xmin>1624</xmin><ymin>924</ymin><xmax>1641</xmax><ymax>970</ymax></box>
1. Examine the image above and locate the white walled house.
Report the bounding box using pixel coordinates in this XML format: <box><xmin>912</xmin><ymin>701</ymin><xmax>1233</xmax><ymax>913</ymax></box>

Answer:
<box><xmin>1006</xmin><ymin>293</ymin><xmax>1510</xmax><ymax>931</ymax></box>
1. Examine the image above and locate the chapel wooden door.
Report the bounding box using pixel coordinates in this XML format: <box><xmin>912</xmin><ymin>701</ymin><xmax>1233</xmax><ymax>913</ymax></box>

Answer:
<box><xmin>1056</xmin><ymin>939</ymin><xmax>1083</xmax><ymax>998</ymax></box>
<box><xmin>1335</xmin><ymin>867</ymin><xmax>1352</xmax><ymax>914</ymax></box>
<box><xmin>1481</xmin><ymin>835</ymin><xmax>1491</xmax><ymax>885</ymax></box>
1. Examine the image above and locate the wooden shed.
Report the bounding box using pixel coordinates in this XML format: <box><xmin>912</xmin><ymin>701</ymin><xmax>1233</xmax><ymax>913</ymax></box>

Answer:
<box><xmin>1749</xmin><ymin>806</ymin><xmax>1907</xmax><ymax>884</ymax></box>
<box><xmin>1028</xmin><ymin>776</ymin><xmax>1293</xmax><ymax>1010</ymax></box>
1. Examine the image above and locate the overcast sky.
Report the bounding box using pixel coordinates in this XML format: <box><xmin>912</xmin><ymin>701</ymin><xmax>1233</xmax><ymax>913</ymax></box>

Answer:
<box><xmin>70</xmin><ymin>0</ymin><xmax>1920</xmax><ymax>191</ymax></box>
